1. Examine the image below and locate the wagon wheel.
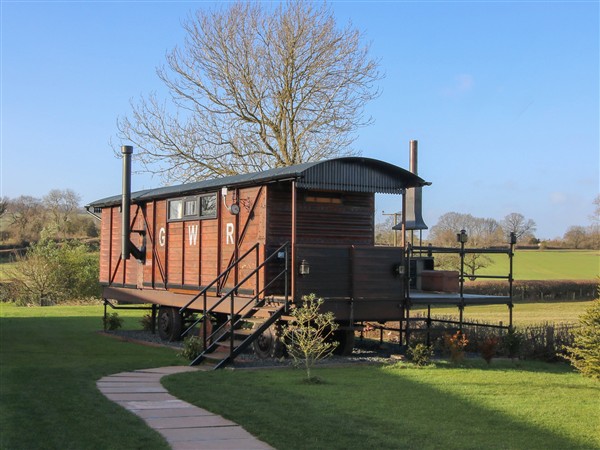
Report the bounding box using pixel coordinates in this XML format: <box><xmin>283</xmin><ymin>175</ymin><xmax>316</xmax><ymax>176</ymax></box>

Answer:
<box><xmin>196</xmin><ymin>314</ymin><xmax>228</xmax><ymax>353</ymax></box>
<box><xmin>253</xmin><ymin>325</ymin><xmax>284</xmax><ymax>359</ymax></box>
<box><xmin>332</xmin><ymin>329</ymin><xmax>355</xmax><ymax>356</ymax></box>
<box><xmin>158</xmin><ymin>306</ymin><xmax>184</xmax><ymax>342</ymax></box>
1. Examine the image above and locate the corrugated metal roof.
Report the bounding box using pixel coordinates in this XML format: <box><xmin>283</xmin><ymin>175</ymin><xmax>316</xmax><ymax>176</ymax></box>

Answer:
<box><xmin>88</xmin><ymin>157</ymin><xmax>430</xmax><ymax>208</ymax></box>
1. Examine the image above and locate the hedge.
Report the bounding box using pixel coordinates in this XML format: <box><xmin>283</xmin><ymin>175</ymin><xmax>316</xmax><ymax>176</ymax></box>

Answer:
<box><xmin>464</xmin><ymin>280</ymin><xmax>597</xmax><ymax>301</ymax></box>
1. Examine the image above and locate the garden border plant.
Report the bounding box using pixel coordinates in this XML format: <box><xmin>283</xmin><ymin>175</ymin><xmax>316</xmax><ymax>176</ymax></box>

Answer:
<box><xmin>280</xmin><ymin>294</ymin><xmax>339</xmax><ymax>382</ymax></box>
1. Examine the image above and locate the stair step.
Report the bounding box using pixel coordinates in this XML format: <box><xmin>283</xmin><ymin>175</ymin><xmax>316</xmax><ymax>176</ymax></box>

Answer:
<box><xmin>203</xmin><ymin>351</ymin><xmax>230</xmax><ymax>362</ymax></box>
<box><xmin>234</xmin><ymin>328</ymin><xmax>255</xmax><ymax>337</ymax></box>
<box><xmin>215</xmin><ymin>339</ymin><xmax>246</xmax><ymax>349</ymax></box>
<box><xmin>251</xmin><ymin>307</ymin><xmax>281</xmax><ymax>318</ymax></box>
<box><xmin>242</xmin><ymin>317</ymin><xmax>267</xmax><ymax>326</ymax></box>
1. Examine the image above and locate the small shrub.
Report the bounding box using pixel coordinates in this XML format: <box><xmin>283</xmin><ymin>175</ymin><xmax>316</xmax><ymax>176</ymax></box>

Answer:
<box><xmin>0</xmin><ymin>282</ymin><xmax>19</xmax><ymax>303</ymax></box>
<box><xmin>179</xmin><ymin>335</ymin><xmax>203</xmax><ymax>361</ymax></box>
<box><xmin>281</xmin><ymin>294</ymin><xmax>338</xmax><ymax>381</ymax></box>
<box><xmin>103</xmin><ymin>312</ymin><xmax>123</xmax><ymax>331</ymax></box>
<box><xmin>444</xmin><ymin>330</ymin><xmax>468</xmax><ymax>363</ymax></box>
<box><xmin>8</xmin><ymin>238</ymin><xmax>100</xmax><ymax>306</ymax></box>
<box><xmin>140</xmin><ymin>314</ymin><xmax>154</xmax><ymax>332</ymax></box>
<box><xmin>519</xmin><ymin>322</ymin><xmax>575</xmax><ymax>362</ymax></box>
<box><xmin>479</xmin><ymin>336</ymin><xmax>500</xmax><ymax>364</ymax></box>
<box><xmin>564</xmin><ymin>298</ymin><xmax>600</xmax><ymax>380</ymax></box>
<box><xmin>407</xmin><ymin>343</ymin><xmax>433</xmax><ymax>366</ymax></box>
<box><xmin>501</xmin><ymin>328</ymin><xmax>523</xmax><ymax>359</ymax></box>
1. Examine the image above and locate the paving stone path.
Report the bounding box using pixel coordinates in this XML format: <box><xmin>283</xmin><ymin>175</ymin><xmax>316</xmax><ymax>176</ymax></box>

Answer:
<box><xmin>97</xmin><ymin>366</ymin><xmax>274</xmax><ymax>450</ymax></box>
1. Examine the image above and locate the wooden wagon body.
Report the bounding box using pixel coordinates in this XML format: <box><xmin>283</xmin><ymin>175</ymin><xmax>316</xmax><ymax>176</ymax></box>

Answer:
<box><xmin>90</xmin><ymin>157</ymin><xmax>427</xmax><ymax>324</ymax></box>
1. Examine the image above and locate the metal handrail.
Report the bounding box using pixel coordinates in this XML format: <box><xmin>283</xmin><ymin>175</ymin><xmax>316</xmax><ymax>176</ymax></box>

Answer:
<box><xmin>179</xmin><ymin>242</ymin><xmax>260</xmax><ymax>315</ymax></box>
<box><xmin>194</xmin><ymin>259</ymin><xmax>291</xmax><ymax>355</ymax></box>
<box><xmin>408</xmin><ymin>234</ymin><xmax>516</xmax><ymax>331</ymax></box>
<box><xmin>410</xmin><ymin>241</ymin><xmax>515</xmax><ymax>296</ymax></box>
<box><xmin>188</xmin><ymin>242</ymin><xmax>290</xmax><ymax>365</ymax></box>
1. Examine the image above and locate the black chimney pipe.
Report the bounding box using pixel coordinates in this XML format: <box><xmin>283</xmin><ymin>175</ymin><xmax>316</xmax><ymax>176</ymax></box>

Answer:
<box><xmin>121</xmin><ymin>145</ymin><xmax>133</xmax><ymax>260</ymax></box>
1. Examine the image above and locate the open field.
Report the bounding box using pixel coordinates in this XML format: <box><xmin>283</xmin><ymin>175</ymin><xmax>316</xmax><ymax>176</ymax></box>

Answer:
<box><xmin>477</xmin><ymin>249</ymin><xmax>599</xmax><ymax>280</ymax></box>
<box><xmin>2</xmin><ymin>304</ymin><xmax>599</xmax><ymax>450</ymax></box>
<box><xmin>413</xmin><ymin>300</ymin><xmax>594</xmax><ymax>326</ymax></box>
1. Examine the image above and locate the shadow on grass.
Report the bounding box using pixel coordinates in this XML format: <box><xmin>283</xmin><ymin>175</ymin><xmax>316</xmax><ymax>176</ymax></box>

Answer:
<box><xmin>164</xmin><ymin>363</ymin><xmax>598</xmax><ymax>450</ymax></box>
<box><xmin>0</xmin><ymin>313</ymin><xmax>183</xmax><ymax>450</ymax></box>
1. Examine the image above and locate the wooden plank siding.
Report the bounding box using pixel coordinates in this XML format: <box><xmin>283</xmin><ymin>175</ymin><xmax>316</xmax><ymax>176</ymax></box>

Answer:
<box><xmin>266</xmin><ymin>183</ymin><xmax>374</xmax><ymax>246</ymax></box>
<box><xmin>99</xmin><ymin>186</ymin><xmax>267</xmax><ymax>297</ymax></box>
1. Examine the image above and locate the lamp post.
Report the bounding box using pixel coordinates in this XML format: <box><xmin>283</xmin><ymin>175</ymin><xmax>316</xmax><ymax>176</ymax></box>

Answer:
<box><xmin>456</xmin><ymin>229</ymin><xmax>468</xmax><ymax>332</ymax></box>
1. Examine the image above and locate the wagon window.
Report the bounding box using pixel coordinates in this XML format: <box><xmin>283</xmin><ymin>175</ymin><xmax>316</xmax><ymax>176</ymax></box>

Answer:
<box><xmin>184</xmin><ymin>198</ymin><xmax>198</xmax><ymax>217</ymax></box>
<box><xmin>168</xmin><ymin>199</ymin><xmax>183</xmax><ymax>220</ymax></box>
<box><xmin>200</xmin><ymin>194</ymin><xmax>217</xmax><ymax>218</ymax></box>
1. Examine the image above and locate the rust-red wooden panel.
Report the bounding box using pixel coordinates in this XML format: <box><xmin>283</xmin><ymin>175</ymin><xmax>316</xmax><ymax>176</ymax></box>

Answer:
<box><xmin>183</xmin><ymin>220</ymin><xmax>201</xmax><ymax>287</ymax></box>
<box><xmin>109</xmin><ymin>206</ymin><xmax>123</xmax><ymax>285</ymax></box>
<box><xmin>200</xmin><ymin>217</ymin><xmax>218</xmax><ymax>285</ymax></box>
<box><xmin>99</xmin><ymin>208</ymin><xmax>112</xmax><ymax>283</ymax></box>
<box><xmin>153</xmin><ymin>200</ymin><xmax>167</xmax><ymax>287</ymax></box>
<box><xmin>167</xmin><ymin>221</ymin><xmax>183</xmax><ymax>285</ymax></box>
<box><xmin>123</xmin><ymin>205</ymin><xmax>143</xmax><ymax>287</ymax></box>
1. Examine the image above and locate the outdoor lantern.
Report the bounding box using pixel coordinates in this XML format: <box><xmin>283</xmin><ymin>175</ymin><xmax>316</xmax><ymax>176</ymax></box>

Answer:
<box><xmin>457</xmin><ymin>229</ymin><xmax>468</xmax><ymax>244</ymax></box>
<box><xmin>299</xmin><ymin>259</ymin><xmax>310</xmax><ymax>276</ymax></box>
<box><xmin>510</xmin><ymin>232</ymin><xmax>517</xmax><ymax>245</ymax></box>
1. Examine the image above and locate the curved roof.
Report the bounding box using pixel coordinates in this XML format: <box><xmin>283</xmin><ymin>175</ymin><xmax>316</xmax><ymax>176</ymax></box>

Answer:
<box><xmin>88</xmin><ymin>157</ymin><xmax>430</xmax><ymax>208</ymax></box>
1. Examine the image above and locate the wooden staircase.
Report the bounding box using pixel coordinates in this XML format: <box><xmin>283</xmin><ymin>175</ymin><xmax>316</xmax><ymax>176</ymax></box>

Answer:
<box><xmin>179</xmin><ymin>242</ymin><xmax>290</xmax><ymax>369</ymax></box>
<box><xmin>192</xmin><ymin>301</ymin><xmax>286</xmax><ymax>369</ymax></box>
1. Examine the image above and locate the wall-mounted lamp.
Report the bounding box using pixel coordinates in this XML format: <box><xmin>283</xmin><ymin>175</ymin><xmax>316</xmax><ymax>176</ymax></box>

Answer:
<box><xmin>221</xmin><ymin>186</ymin><xmax>240</xmax><ymax>215</ymax></box>
<box><xmin>299</xmin><ymin>259</ymin><xmax>310</xmax><ymax>276</ymax></box>
<box><xmin>393</xmin><ymin>264</ymin><xmax>404</xmax><ymax>275</ymax></box>
<box><xmin>457</xmin><ymin>229</ymin><xmax>468</xmax><ymax>244</ymax></box>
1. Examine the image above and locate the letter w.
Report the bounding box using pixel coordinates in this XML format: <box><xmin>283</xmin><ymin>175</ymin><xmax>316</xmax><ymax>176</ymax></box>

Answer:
<box><xmin>188</xmin><ymin>225</ymin><xmax>199</xmax><ymax>246</ymax></box>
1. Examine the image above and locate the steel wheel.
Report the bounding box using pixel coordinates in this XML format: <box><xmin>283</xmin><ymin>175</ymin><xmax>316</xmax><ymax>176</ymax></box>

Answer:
<box><xmin>158</xmin><ymin>306</ymin><xmax>184</xmax><ymax>341</ymax></box>
<box><xmin>332</xmin><ymin>329</ymin><xmax>355</xmax><ymax>356</ymax></box>
<box><xmin>253</xmin><ymin>325</ymin><xmax>284</xmax><ymax>359</ymax></box>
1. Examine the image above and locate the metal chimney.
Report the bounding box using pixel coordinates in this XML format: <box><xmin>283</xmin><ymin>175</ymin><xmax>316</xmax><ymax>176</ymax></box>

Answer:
<box><xmin>121</xmin><ymin>145</ymin><xmax>133</xmax><ymax>260</ymax></box>
<box><xmin>395</xmin><ymin>140</ymin><xmax>428</xmax><ymax>230</ymax></box>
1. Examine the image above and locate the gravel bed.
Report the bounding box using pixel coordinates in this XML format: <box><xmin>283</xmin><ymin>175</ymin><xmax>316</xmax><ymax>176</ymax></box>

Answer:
<box><xmin>104</xmin><ymin>329</ymin><xmax>402</xmax><ymax>368</ymax></box>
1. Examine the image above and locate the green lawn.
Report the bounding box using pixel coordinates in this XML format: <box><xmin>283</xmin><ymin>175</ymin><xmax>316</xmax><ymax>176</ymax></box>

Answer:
<box><xmin>164</xmin><ymin>361</ymin><xmax>600</xmax><ymax>450</ymax></box>
<box><xmin>2</xmin><ymin>304</ymin><xmax>599</xmax><ymax>450</ymax></box>
<box><xmin>0</xmin><ymin>304</ymin><xmax>184</xmax><ymax>450</ymax></box>
<box><xmin>479</xmin><ymin>249</ymin><xmax>599</xmax><ymax>280</ymax></box>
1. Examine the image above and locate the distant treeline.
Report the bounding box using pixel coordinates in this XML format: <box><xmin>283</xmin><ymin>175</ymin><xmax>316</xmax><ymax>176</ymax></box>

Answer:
<box><xmin>0</xmin><ymin>189</ymin><xmax>99</xmax><ymax>245</ymax></box>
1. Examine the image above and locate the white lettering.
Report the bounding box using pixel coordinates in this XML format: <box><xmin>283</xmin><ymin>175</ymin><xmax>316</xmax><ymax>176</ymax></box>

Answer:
<box><xmin>226</xmin><ymin>223</ymin><xmax>235</xmax><ymax>245</ymax></box>
<box><xmin>158</xmin><ymin>227</ymin><xmax>166</xmax><ymax>247</ymax></box>
<box><xmin>188</xmin><ymin>225</ymin><xmax>199</xmax><ymax>246</ymax></box>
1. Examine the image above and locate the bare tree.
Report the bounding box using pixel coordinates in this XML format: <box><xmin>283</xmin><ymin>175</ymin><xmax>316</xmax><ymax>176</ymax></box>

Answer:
<box><xmin>428</xmin><ymin>212</ymin><xmax>504</xmax><ymax>276</ymax></box>
<box><xmin>375</xmin><ymin>215</ymin><xmax>396</xmax><ymax>246</ymax></box>
<box><xmin>564</xmin><ymin>226</ymin><xmax>588</xmax><ymax>249</ymax></box>
<box><xmin>6</xmin><ymin>196</ymin><xmax>46</xmax><ymax>242</ymax></box>
<box><xmin>591</xmin><ymin>195</ymin><xmax>600</xmax><ymax>224</ymax></box>
<box><xmin>429</xmin><ymin>212</ymin><xmax>503</xmax><ymax>247</ymax></box>
<box><xmin>501</xmin><ymin>212</ymin><xmax>537</xmax><ymax>241</ymax></box>
<box><xmin>43</xmin><ymin>189</ymin><xmax>81</xmax><ymax>239</ymax></box>
<box><xmin>117</xmin><ymin>1</ymin><xmax>381</xmax><ymax>183</ymax></box>
<box><xmin>0</xmin><ymin>197</ymin><xmax>7</xmax><ymax>218</ymax></box>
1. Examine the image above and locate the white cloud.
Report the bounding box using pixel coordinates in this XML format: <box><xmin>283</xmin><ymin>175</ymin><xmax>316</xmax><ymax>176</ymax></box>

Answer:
<box><xmin>441</xmin><ymin>74</ymin><xmax>474</xmax><ymax>97</ymax></box>
<box><xmin>550</xmin><ymin>192</ymin><xmax>567</xmax><ymax>204</ymax></box>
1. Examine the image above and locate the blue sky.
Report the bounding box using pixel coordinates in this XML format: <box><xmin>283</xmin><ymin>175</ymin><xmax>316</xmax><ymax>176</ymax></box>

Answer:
<box><xmin>2</xmin><ymin>1</ymin><xmax>598</xmax><ymax>239</ymax></box>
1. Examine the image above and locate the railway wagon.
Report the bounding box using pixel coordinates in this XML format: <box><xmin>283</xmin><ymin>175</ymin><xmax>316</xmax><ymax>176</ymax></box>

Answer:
<box><xmin>90</xmin><ymin>145</ymin><xmax>497</xmax><ymax>366</ymax></box>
